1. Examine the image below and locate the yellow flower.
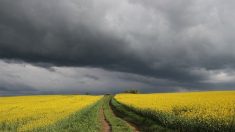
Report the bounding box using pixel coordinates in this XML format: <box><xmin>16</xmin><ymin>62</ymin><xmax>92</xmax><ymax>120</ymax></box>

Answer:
<box><xmin>0</xmin><ymin>95</ymin><xmax>102</xmax><ymax>131</ymax></box>
<box><xmin>115</xmin><ymin>91</ymin><xmax>235</xmax><ymax>127</ymax></box>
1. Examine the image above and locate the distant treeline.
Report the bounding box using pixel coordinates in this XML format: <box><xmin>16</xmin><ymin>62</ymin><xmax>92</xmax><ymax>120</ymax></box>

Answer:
<box><xmin>122</xmin><ymin>90</ymin><xmax>140</xmax><ymax>94</ymax></box>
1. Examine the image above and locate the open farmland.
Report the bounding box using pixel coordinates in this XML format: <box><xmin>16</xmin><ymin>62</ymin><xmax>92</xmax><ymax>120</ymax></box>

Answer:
<box><xmin>0</xmin><ymin>91</ymin><xmax>235</xmax><ymax>132</ymax></box>
<box><xmin>0</xmin><ymin>95</ymin><xmax>102</xmax><ymax>131</ymax></box>
<box><xmin>114</xmin><ymin>91</ymin><xmax>235</xmax><ymax>131</ymax></box>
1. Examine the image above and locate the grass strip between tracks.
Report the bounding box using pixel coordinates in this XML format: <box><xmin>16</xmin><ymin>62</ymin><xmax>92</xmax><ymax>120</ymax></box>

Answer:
<box><xmin>111</xmin><ymin>98</ymin><xmax>174</xmax><ymax>132</ymax></box>
<box><xmin>103</xmin><ymin>95</ymin><xmax>133</xmax><ymax>132</ymax></box>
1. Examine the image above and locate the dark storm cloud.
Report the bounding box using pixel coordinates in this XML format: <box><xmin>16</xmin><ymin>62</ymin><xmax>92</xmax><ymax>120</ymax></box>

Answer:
<box><xmin>0</xmin><ymin>81</ymin><xmax>38</xmax><ymax>95</ymax></box>
<box><xmin>0</xmin><ymin>0</ymin><xmax>152</xmax><ymax>78</ymax></box>
<box><xmin>0</xmin><ymin>0</ymin><xmax>235</xmax><ymax>90</ymax></box>
<box><xmin>0</xmin><ymin>84</ymin><xmax>36</xmax><ymax>92</ymax></box>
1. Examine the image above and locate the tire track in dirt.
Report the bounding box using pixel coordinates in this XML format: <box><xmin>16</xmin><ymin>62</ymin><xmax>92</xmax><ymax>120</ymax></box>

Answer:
<box><xmin>100</xmin><ymin>107</ymin><xmax>111</xmax><ymax>132</ymax></box>
<box><xmin>109</xmin><ymin>100</ymin><xmax>140</xmax><ymax>132</ymax></box>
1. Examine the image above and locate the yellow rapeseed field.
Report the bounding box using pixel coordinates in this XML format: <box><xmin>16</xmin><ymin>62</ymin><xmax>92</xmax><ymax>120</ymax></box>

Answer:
<box><xmin>115</xmin><ymin>91</ymin><xmax>235</xmax><ymax>129</ymax></box>
<box><xmin>0</xmin><ymin>95</ymin><xmax>102</xmax><ymax>131</ymax></box>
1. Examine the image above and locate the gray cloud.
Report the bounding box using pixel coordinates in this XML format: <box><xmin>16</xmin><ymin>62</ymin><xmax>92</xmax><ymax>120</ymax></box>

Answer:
<box><xmin>0</xmin><ymin>60</ymin><xmax>234</xmax><ymax>95</ymax></box>
<box><xmin>0</xmin><ymin>80</ymin><xmax>38</xmax><ymax>95</ymax></box>
<box><xmin>0</xmin><ymin>0</ymin><xmax>235</xmax><ymax>94</ymax></box>
<box><xmin>0</xmin><ymin>60</ymin><xmax>162</xmax><ymax>95</ymax></box>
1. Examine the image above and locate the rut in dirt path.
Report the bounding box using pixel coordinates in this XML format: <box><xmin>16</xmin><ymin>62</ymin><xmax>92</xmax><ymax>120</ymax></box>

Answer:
<box><xmin>109</xmin><ymin>100</ymin><xmax>140</xmax><ymax>132</ymax></box>
<box><xmin>122</xmin><ymin>119</ymin><xmax>140</xmax><ymax>132</ymax></box>
<box><xmin>100</xmin><ymin>107</ymin><xmax>111</xmax><ymax>132</ymax></box>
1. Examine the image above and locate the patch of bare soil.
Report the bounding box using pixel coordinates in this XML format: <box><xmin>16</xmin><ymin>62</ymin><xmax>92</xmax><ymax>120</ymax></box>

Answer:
<box><xmin>100</xmin><ymin>107</ymin><xmax>111</xmax><ymax>132</ymax></box>
<box><xmin>109</xmin><ymin>101</ymin><xmax>140</xmax><ymax>132</ymax></box>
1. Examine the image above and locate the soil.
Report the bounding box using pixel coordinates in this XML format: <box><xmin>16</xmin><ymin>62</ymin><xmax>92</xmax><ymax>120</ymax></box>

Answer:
<box><xmin>100</xmin><ymin>107</ymin><xmax>111</xmax><ymax>132</ymax></box>
<box><xmin>109</xmin><ymin>101</ymin><xmax>140</xmax><ymax>132</ymax></box>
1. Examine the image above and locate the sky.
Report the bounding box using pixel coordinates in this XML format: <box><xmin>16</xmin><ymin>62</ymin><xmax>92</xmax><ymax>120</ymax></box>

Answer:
<box><xmin>0</xmin><ymin>0</ymin><xmax>235</xmax><ymax>95</ymax></box>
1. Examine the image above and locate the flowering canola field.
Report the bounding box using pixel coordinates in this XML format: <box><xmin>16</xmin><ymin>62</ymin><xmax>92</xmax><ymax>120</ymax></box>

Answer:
<box><xmin>115</xmin><ymin>91</ymin><xmax>235</xmax><ymax>131</ymax></box>
<box><xmin>0</xmin><ymin>95</ymin><xmax>102</xmax><ymax>131</ymax></box>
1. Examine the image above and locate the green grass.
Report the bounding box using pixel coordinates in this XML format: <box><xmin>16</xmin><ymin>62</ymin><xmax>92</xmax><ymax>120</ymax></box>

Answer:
<box><xmin>102</xmin><ymin>96</ymin><xmax>133</xmax><ymax>132</ymax></box>
<box><xmin>111</xmin><ymin>98</ymin><xmax>174</xmax><ymax>132</ymax></box>
<box><xmin>35</xmin><ymin>99</ymin><xmax>103</xmax><ymax>132</ymax></box>
<box><xmin>0</xmin><ymin>103</ymin><xmax>103</xmax><ymax>132</ymax></box>
<box><xmin>33</xmin><ymin>96</ymin><xmax>137</xmax><ymax>132</ymax></box>
<box><xmin>0</xmin><ymin>120</ymin><xmax>18</xmax><ymax>131</ymax></box>
<box><xmin>6</xmin><ymin>95</ymin><xmax>231</xmax><ymax>132</ymax></box>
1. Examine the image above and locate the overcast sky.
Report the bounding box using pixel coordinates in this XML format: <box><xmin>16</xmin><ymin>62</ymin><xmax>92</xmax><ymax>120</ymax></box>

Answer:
<box><xmin>0</xmin><ymin>0</ymin><xmax>235</xmax><ymax>95</ymax></box>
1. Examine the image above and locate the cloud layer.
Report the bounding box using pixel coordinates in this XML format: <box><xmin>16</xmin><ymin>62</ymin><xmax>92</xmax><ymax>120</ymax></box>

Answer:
<box><xmin>0</xmin><ymin>0</ymin><xmax>235</xmax><ymax>94</ymax></box>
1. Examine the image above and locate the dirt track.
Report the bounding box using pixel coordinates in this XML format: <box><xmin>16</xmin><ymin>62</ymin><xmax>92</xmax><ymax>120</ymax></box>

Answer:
<box><xmin>109</xmin><ymin>101</ymin><xmax>140</xmax><ymax>132</ymax></box>
<box><xmin>100</xmin><ymin>96</ymin><xmax>140</xmax><ymax>132</ymax></box>
<box><xmin>100</xmin><ymin>107</ymin><xmax>111</xmax><ymax>132</ymax></box>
